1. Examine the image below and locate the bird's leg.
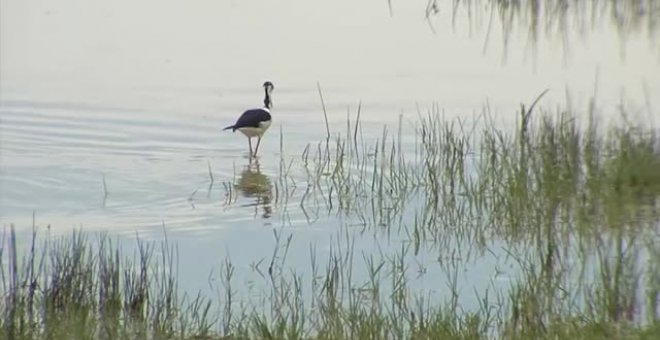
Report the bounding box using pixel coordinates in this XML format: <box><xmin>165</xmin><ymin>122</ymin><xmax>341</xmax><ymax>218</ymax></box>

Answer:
<box><xmin>248</xmin><ymin>137</ymin><xmax>253</xmax><ymax>156</ymax></box>
<box><xmin>254</xmin><ymin>136</ymin><xmax>262</xmax><ymax>156</ymax></box>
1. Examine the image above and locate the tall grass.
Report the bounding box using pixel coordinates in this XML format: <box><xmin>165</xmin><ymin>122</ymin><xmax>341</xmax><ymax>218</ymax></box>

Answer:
<box><xmin>1</xmin><ymin>228</ymin><xmax>213</xmax><ymax>340</ymax></box>
<box><xmin>3</xmin><ymin>97</ymin><xmax>660</xmax><ymax>339</ymax></box>
<box><xmin>420</xmin><ymin>0</ymin><xmax>659</xmax><ymax>57</ymax></box>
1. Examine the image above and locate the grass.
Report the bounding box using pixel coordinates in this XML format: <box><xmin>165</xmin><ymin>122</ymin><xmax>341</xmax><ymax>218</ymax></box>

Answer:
<box><xmin>471</xmin><ymin>1</ymin><xmax>657</xmax><ymax>36</ymax></box>
<box><xmin>418</xmin><ymin>0</ymin><xmax>659</xmax><ymax>58</ymax></box>
<box><xmin>2</xmin><ymin>96</ymin><xmax>660</xmax><ymax>339</ymax></box>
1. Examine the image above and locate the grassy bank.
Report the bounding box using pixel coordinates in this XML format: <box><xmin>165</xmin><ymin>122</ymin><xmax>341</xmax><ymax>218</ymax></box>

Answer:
<box><xmin>2</xmin><ymin>101</ymin><xmax>659</xmax><ymax>339</ymax></box>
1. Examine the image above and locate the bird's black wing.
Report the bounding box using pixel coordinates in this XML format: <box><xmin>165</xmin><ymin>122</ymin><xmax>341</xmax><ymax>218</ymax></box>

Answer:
<box><xmin>224</xmin><ymin>109</ymin><xmax>272</xmax><ymax>131</ymax></box>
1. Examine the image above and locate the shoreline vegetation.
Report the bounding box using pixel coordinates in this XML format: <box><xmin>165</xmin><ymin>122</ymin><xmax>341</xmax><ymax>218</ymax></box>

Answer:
<box><xmin>3</xmin><ymin>95</ymin><xmax>659</xmax><ymax>339</ymax></box>
<box><xmin>426</xmin><ymin>0</ymin><xmax>659</xmax><ymax>41</ymax></box>
<box><xmin>3</xmin><ymin>1</ymin><xmax>658</xmax><ymax>339</ymax></box>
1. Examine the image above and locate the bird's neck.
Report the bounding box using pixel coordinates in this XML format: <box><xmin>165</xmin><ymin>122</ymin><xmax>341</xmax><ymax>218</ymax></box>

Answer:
<box><xmin>263</xmin><ymin>90</ymin><xmax>272</xmax><ymax>109</ymax></box>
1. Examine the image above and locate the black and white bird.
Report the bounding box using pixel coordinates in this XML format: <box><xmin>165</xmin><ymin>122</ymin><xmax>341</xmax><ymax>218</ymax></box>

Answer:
<box><xmin>223</xmin><ymin>81</ymin><xmax>274</xmax><ymax>157</ymax></box>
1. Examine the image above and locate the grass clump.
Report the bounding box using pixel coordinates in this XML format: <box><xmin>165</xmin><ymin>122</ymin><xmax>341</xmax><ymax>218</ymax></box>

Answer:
<box><xmin>3</xmin><ymin>223</ymin><xmax>659</xmax><ymax>339</ymax></box>
<box><xmin>3</xmin><ymin>96</ymin><xmax>660</xmax><ymax>339</ymax></box>
<box><xmin>421</xmin><ymin>0</ymin><xmax>660</xmax><ymax>54</ymax></box>
<box><xmin>1</xmin><ymin>228</ymin><xmax>213</xmax><ymax>340</ymax></box>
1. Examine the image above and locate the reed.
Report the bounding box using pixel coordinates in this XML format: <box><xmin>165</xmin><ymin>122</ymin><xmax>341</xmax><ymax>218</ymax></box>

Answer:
<box><xmin>3</xmin><ymin>94</ymin><xmax>659</xmax><ymax>339</ymax></box>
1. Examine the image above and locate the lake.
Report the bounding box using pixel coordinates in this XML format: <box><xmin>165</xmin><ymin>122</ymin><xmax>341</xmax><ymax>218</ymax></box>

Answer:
<box><xmin>1</xmin><ymin>0</ymin><xmax>659</xmax><ymax>331</ymax></box>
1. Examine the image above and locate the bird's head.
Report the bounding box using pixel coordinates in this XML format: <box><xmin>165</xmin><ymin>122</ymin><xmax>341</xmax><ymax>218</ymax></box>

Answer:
<box><xmin>263</xmin><ymin>81</ymin><xmax>274</xmax><ymax>95</ymax></box>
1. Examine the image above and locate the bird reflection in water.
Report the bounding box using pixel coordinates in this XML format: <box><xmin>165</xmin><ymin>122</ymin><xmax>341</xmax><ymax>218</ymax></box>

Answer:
<box><xmin>235</xmin><ymin>158</ymin><xmax>272</xmax><ymax>219</ymax></box>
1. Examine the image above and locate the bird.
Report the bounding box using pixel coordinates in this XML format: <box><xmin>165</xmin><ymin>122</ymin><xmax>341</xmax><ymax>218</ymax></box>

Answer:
<box><xmin>223</xmin><ymin>81</ymin><xmax>274</xmax><ymax>157</ymax></box>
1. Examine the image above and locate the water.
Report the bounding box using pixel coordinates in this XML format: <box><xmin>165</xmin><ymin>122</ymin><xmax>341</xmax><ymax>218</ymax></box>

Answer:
<box><xmin>1</xmin><ymin>0</ymin><xmax>659</xmax><ymax>310</ymax></box>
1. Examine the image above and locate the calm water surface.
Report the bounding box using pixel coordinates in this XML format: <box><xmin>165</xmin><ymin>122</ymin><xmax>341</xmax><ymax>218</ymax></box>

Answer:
<box><xmin>1</xmin><ymin>0</ymin><xmax>659</xmax><ymax>307</ymax></box>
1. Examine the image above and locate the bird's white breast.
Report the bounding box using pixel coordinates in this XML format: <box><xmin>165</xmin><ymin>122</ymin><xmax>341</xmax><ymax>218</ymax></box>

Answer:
<box><xmin>238</xmin><ymin>120</ymin><xmax>272</xmax><ymax>137</ymax></box>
